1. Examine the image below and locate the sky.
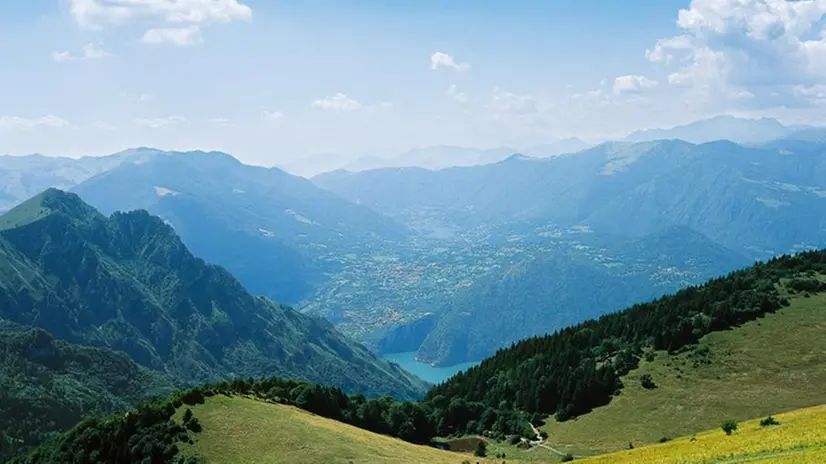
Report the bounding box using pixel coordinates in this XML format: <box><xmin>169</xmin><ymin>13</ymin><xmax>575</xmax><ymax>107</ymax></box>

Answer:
<box><xmin>3</xmin><ymin>0</ymin><xmax>826</xmax><ymax>165</ymax></box>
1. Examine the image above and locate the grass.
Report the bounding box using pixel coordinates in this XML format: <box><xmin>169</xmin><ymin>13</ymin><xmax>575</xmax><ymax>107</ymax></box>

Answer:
<box><xmin>175</xmin><ymin>395</ymin><xmax>509</xmax><ymax>464</ymax></box>
<box><xmin>578</xmin><ymin>402</ymin><xmax>826</xmax><ymax>464</ymax></box>
<box><xmin>542</xmin><ymin>289</ymin><xmax>826</xmax><ymax>456</ymax></box>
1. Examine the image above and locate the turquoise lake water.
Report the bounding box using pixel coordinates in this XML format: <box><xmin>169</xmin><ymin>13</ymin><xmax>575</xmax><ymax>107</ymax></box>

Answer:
<box><xmin>382</xmin><ymin>351</ymin><xmax>480</xmax><ymax>385</ymax></box>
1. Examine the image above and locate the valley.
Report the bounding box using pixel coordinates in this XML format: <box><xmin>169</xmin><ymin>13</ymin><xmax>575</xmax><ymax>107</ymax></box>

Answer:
<box><xmin>9</xmin><ymin>1</ymin><xmax>826</xmax><ymax>462</ymax></box>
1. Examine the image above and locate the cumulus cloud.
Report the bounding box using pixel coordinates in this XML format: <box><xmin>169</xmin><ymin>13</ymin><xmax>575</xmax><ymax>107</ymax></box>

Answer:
<box><xmin>649</xmin><ymin>0</ymin><xmax>826</xmax><ymax>107</ymax></box>
<box><xmin>431</xmin><ymin>52</ymin><xmax>470</xmax><ymax>71</ymax></box>
<box><xmin>142</xmin><ymin>26</ymin><xmax>203</xmax><ymax>46</ymax></box>
<box><xmin>134</xmin><ymin>116</ymin><xmax>188</xmax><ymax>128</ymax></box>
<box><xmin>446</xmin><ymin>84</ymin><xmax>468</xmax><ymax>103</ymax></box>
<box><xmin>52</xmin><ymin>42</ymin><xmax>114</xmax><ymax>62</ymax></box>
<box><xmin>613</xmin><ymin>75</ymin><xmax>658</xmax><ymax>95</ymax></box>
<box><xmin>69</xmin><ymin>0</ymin><xmax>252</xmax><ymax>44</ymax></box>
<box><xmin>0</xmin><ymin>115</ymin><xmax>71</xmax><ymax>131</ymax></box>
<box><xmin>312</xmin><ymin>93</ymin><xmax>363</xmax><ymax>112</ymax></box>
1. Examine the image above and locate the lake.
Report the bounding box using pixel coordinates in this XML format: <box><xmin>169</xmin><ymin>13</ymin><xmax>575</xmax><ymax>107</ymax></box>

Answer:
<box><xmin>382</xmin><ymin>351</ymin><xmax>480</xmax><ymax>385</ymax></box>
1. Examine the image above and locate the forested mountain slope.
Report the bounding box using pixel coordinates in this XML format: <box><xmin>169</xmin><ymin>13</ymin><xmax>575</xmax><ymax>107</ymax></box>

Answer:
<box><xmin>0</xmin><ymin>321</ymin><xmax>173</xmax><ymax>461</ymax></box>
<box><xmin>0</xmin><ymin>189</ymin><xmax>425</xmax><ymax>400</ymax></box>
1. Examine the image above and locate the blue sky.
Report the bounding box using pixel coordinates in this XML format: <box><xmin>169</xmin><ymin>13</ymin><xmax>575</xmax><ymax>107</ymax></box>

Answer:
<box><xmin>2</xmin><ymin>0</ymin><xmax>826</xmax><ymax>165</ymax></box>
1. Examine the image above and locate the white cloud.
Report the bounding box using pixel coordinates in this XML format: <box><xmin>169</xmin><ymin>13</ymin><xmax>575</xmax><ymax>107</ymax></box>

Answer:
<box><xmin>645</xmin><ymin>35</ymin><xmax>693</xmax><ymax>64</ymax></box>
<box><xmin>52</xmin><ymin>51</ymin><xmax>73</xmax><ymax>62</ymax></box>
<box><xmin>0</xmin><ymin>115</ymin><xmax>71</xmax><ymax>131</ymax></box>
<box><xmin>52</xmin><ymin>42</ymin><xmax>114</xmax><ymax>62</ymax></box>
<box><xmin>91</xmin><ymin>121</ymin><xmax>118</xmax><ymax>131</ymax></box>
<box><xmin>312</xmin><ymin>93</ymin><xmax>363</xmax><ymax>112</ymax></box>
<box><xmin>69</xmin><ymin>0</ymin><xmax>251</xmax><ymax>45</ymax></box>
<box><xmin>613</xmin><ymin>75</ymin><xmax>659</xmax><ymax>95</ymax></box>
<box><xmin>134</xmin><ymin>116</ymin><xmax>188</xmax><ymax>129</ymax></box>
<box><xmin>490</xmin><ymin>87</ymin><xmax>538</xmax><ymax>115</ymax></box>
<box><xmin>69</xmin><ymin>0</ymin><xmax>252</xmax><ymax>28</ymax></box>
<box><xmin>649</xmin><ymin>0</ymin><xmax>826</xmax><ymax>108</ymax></box>
<box><xmin>431</xmin><ymin>52</ymin><xmax>470</xmax><ymax>71</ymax></box>
<box><xmin>262</xmin><ymin>110</ymin><xmax>285</xmax><ymax>120</ymax></box>
<box><xmin>446</xmin><ymin>84</ymin><xmax>468</xmax><ymax>103</ymax></box>
<box><xmin>142</xmin><ymin>26</ymin><xmax>203</xmax><ymax>46</ymax></box>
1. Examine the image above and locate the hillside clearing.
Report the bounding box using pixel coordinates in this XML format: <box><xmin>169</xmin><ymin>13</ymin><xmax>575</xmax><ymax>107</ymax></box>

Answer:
<box><xmin>579</xmin><ymin>402</ymin><xmax>826</xmax><ymax>464</ymax></box>
<box><xmin>543</xmin><ymin>289</ymin><xmax>826</xmax><ymax>456</ymax></box>
<box><xmin>176</xmin><ymin>395</ymin><xmax>511</xmax><ymax>464</ymax></box>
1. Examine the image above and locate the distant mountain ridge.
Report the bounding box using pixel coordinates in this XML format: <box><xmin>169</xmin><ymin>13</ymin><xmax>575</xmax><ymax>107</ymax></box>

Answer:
<box><xmin>0</xmin><ymin>189</ymin><xmax>426</xmax><ymax>399</ymax></box>
<box><xmin>70</xmin><ymin>149</ymin><xmax>409</xmax><ymax>304</ymax></box>
<box><xmin>281</xmin><ymin>140</ymin><xmax>592</xmax><ymax>177</ymax></box>
<box><xmin>0</xmin><ymin>148</ymin><xmax>162</xmax><ymax>213</ymax></box>
<box><xmin>625</xmin><ymin>115</ymin><xmax>800</xmax><ymax>144</ymax></box>
<box><xmin>315</xmin><ymin>138</ymin><xmax>826</xmax><ymax>258</ymax></box>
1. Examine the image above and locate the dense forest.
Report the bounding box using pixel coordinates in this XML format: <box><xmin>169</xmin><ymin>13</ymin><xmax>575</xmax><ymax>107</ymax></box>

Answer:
<box><xmin>0</xmin><ymin>322</ymin><xmax>173</xmax><ymax>461</ymax></box>
<box><xmin>12</xmin><ymin>250</ymin><xmax>826</xmax><ymax>463</ymax></box>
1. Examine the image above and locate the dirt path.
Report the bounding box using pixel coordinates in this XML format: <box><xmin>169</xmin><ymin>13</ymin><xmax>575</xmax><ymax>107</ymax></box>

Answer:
<box><xmin>528</xmin><ymin>422</ymin><xmax>583</xmax><ymax>458</ymax></box>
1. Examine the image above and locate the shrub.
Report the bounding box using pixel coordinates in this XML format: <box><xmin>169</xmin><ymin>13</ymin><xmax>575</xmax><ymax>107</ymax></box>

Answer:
<box><xmin>474</xmin><ymin>441</ymin><xmax>487</xmax><ymax>457</ymax></box>
<box><xmin>640</xmin><ymin>374</ymin><xmax>657</xmax><ymax>390</ymax></box>
<box><xmin>509</xmin><ymin>435</ymin><xmax>521</xmax><ymax>445</ymax></box>
<box><xmin>722</xmin><ymin>420</ymin><xmax>738</xmax><ymax>436</ymax></box>
<box><xmin>182</xmin><ymin>409</ymin><xmax>193</xmax><ymax>424</ymax></box>
<box><xmin>658</xmin><ymin>437</ymin><xmax>670</xmax><ymax>443</ymax></box>
<box><xmin>561</xmin><ymin>453</ymin><xmax>575</xmax><ymax>462</ymax></box>
<box><xmin>760</xmin><ymin>416</ymin><xmax>780</xmax><ymax>427</ymax></box>
<box><xmin>185</xmin><ymin>417</ymin><xmax>203</xmax><ymax>433</ymax></box>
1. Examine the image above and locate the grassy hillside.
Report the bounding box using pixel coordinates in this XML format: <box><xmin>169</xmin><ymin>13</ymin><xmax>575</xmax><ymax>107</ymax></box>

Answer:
<box><xmin>542</xmin><ymin>286</ymin><xmax>826</xmax><ymax>456</ymax></box>
<box><xmin>177</xmin><ymin>395</ymin><xmax>500</xmax><ymax>464</ymax></box>
<box><xmin>578</xmin><ymin>402</ymin><xmax>826</xmax><ymax>464</ymax></box>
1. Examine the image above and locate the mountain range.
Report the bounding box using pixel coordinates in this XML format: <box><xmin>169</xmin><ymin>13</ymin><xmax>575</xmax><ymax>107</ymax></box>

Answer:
<box><xmin>70</xmin><ymin>150</ymin><xmax>408</xmax><ymax>305</ymax></box>
<box><xmin>315</xmin><ymin>138</ymin><xmax>826</xmax><ymax>258</ymax></box>
<box><xmin>0</xmin><ymin>189</ymin><xmax>424</xmax><ymax>395</ymax></box>
<box><xmin>280</xmin><ymin>139</ymin><xmax>592</xmax><ymax>177</ymax></box>
<box><xmin>313</xmin><ymin>137</ymin><xmax>826</xmax><ymax>364</ymax></box>
<box><xmin>0</xmin><ymin>148</ymin><xmax>159</xmax><ymax>213</ymax></box>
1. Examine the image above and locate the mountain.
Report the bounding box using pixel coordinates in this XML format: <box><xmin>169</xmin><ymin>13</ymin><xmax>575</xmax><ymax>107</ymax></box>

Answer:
<box><xmin>313</xmin><ymin>140</ymin><xmax>699</xmax><ymax>230</ymax></box>
<box><xmin>0</xmin><ymin>148</ymin><xmax>161</xmax><ymax>213</ymax></box>
<box><xmin>0</xmin><ymin>321</ymin><xmax>173</xmax><ymax>461</ymax></box>
<box><xmin>0</xmin><ymin>189</ymin><xmax>426</xmax><ymax>401</ymax></box>
<box><xmin>523</xmin><ymin>137</ymin><xmax>591</xmax><ymax>157</ymax></box>
<box><xmin>428</xmin><ymin>250</ymin><xmax>826</xmax><ymax>426</ymax></box>
<box><xmin>625</xmin><ymin>115</ymin><xmax>795</xmax><ymax>144</ymax></box>
<box><xmin>15</xmin><ymin>251</ymin><xmax>826</xmax><ymax>464</ymax></box>
<box><xmin>584</xmin><ymin>140</ymin><xmax>826</xmax><ymax>255</ymax></box>
<box><xmin>71</xmin><ymin>150</ymin><xmax>409</xmax><ymax>304</ymax></box>
<box><xmin>341</xmin><ymin>145</ymin><xmax>519</xmax><ymax>173</ymax></box>
<box><xmin>408</xmin><ymin>227</ymin><xmax>751</xmax><ymax>365</ymax></box>
<box><xmin>315</xmin><ymin>139</ymin><xmax>826</xmax><ymax>258</ymax></box>
<box><xmin>278</xmin><ymin>153</ymin><xmax>349</xmax><ymax>178</ymax></box>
